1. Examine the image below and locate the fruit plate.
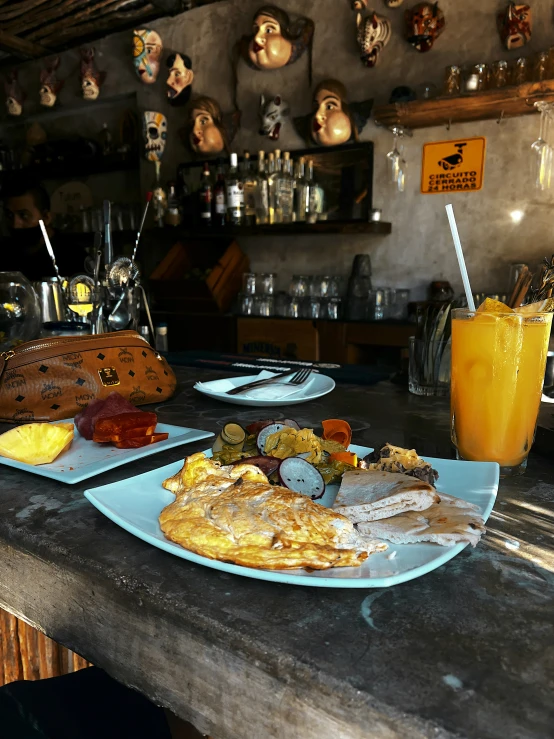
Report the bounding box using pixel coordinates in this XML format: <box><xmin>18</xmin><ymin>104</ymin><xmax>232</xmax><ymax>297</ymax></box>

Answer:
<box><xmin>84</xmin><ymin>445</ymin><xmax>499</xmax><ymax>588</ymax></box>
<box><xmin>0</xmin><ymin>421</ymin><xmax>214</xmax><ymax>485</ymax></box>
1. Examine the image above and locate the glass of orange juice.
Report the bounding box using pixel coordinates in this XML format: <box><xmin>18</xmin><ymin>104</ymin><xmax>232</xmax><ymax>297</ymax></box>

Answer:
<box><xmin>451</xmin><ymin>306</ymin><xmax>552</xmax><ymax>476</ymax></box>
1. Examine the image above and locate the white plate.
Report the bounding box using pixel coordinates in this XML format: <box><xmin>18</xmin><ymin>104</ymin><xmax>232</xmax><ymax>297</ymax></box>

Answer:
<box><xmin>194</xmin><ymin>370</ymin><xmax>335</xmax><ymax>406</ymax></box>
<box><xmin>84</xmin><ymin>444</ymin><xmax>499</xmax><ymax>588</ymax></box>
<box><xmin>0</xmin><ymin>421</ymin><xmax>214</xmax><ymax>485</ymax></box>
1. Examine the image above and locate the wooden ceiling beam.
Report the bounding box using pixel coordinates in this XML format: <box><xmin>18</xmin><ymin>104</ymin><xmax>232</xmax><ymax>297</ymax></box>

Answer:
<box><xmin>36</xmin><ymin>4</ymin><xmax>156</xmax><ymax>46</ymax></box>
<box><xmin>0</xmin><ymin>28</ymin><xmax>50</xmax><ymax>58</ymax></box>
<box><xmin>29</xmin><ymin>0</ymin><xmax>125</xmax><ymax>40</ymax></box>
<box><xmin>7</xmin><ymin>0</ymin><xmax>84</xmax><ymax>36</ymax></box>
<box><xmin>0</xmin><ymin>0</ymin><xmax>54</xmax><ymax>23</ymax></box>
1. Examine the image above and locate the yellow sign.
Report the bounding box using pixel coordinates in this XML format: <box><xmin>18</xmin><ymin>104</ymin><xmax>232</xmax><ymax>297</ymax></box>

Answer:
<box><xmin>421</xmin><ymin>136</ymin><xmax>486</xmax><ymax>194</ymax></box>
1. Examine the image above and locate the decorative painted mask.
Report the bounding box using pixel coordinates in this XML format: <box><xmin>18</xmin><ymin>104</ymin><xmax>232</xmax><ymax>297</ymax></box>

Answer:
<box><xmin>142</xmin><ymin>111</ymin><xmax>167</xmax><ymax>162</ymax></box>
<box><xmin>384</xmin><ymin>0</ymin><xmax>404</xmax><ymax>6</ymax></box>
<box><xmin>259</xmin><ymin>93</ymin><xmax>290</xmax><ymax>139</ymax></box>
<box><xmin>497</xmin><ymin>3</ymin><xmax>531</xmax><ymax>50</ymax></box>
<box><xmin>187</xmin><ymin>96</ymin><xmax>228</xmax><ymax>156</ymax></box>
<box><xmin>39</xmin><ymin>57</ymin><xmax>64</xmax><ymax>107</ymax></box>
<box><xmin>80</xmin><ymin>47</ymin><xmax>106</xmax><ymax>101</ymax></box>
<box><xmin>133</xmin><ymin>28</ymin><xmax>163</xmax><ymax>84</ymax></box>
<box><xmin>356</xmin><ymin>11</ymin><xmax>391</xmax><ymax>67</ymax></box>
<box><xmin>244</xmin><ymin>5</ymin><xmax>314</xmax><ymax>73</ymax></box>
<box><xmin>4</xmin><ymin>70</ymin><xmax>25</xmax><ymax>116</ymax></box>
<box><xmin>166</xmin><ymin>52</ymin><xmax>194</xmax><ymax>106</ymax></box>
<box><xmin>405</xmin><ymin>2</ymin><xmax>445</xmax><ymax>52</ymax></box>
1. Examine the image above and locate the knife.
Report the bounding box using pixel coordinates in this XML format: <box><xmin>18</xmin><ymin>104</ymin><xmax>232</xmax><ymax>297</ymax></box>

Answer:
<box><xmin>225</xmin><ymin>369</ymin><xmax>298</xmax><ymax>395</ymax></box>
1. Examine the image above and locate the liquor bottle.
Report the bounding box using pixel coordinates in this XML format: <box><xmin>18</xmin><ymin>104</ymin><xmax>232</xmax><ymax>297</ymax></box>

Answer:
<box><xmin>242</xmin><ymin>151</ymin><xmax>257</xmax><ymax>227</ymax></box>
<box><xmin>294</xmin><ymin>156</ymin><xmax>309</xmax><ymax>223</ymax></box>
<box><xmin>213</xmin><ymin>163</ymin><xmax>226</xmax><ymax>227</ymax></box>
<box><xmin>255</xmin><ymin>150</ymin><xmax>269</xmax><ymax>225</ymax></box>
<box><xmin>268</xmin><ymin>149</ymin><xmax>281</xmax><ymax>224</ymax></box>
<box><xmin>198</xmin><ymin>162</ymin><xmax>213</xmax><ymax>226</ymax></box>
<box><xmin>276</xmin><ymin>151</ymin><xmax>294</xmax><ymax>224</ymax></box>
<box><xmin>152</xmin><ymin>160</ymin><xmax>167</xmax><ymax>228</ymax></box>
<box><xmin>306</xmin><ymin>158</ymin><xmax>325</xmax><ymax>224</ymax></box>
<box><xmin>226</xmin><ymin>152</ymin><xmax>244</xmax><ymax>226</ymax></box>
<box><xmin>165</xmin><ymin>181</ymin><xmax>182</xmax><ymax>226</ymax></box>
<box><xmin>100</xmin><ymin>123</ymin><xmax>112</xmax><ymax>156</ymax></box>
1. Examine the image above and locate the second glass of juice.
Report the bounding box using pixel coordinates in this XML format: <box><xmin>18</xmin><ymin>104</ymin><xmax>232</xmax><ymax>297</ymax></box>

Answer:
<box><xmin>451</xmin><ymin>307</ymin><xmax>552</xmax><ymax>476</ymax></box>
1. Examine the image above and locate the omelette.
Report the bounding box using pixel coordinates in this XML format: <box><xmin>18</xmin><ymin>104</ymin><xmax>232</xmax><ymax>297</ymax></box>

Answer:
<box><xmin>160</xmin><ymin>453</ymin><xmax>386</xmax><ymax>570</ymax></box>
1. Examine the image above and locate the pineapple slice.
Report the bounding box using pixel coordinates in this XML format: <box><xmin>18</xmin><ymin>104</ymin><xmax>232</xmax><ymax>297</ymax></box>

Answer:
<box><xmin>0</xmin><ymin>423</ymin><xmax>74</xmax><ymax>466</ymax></box>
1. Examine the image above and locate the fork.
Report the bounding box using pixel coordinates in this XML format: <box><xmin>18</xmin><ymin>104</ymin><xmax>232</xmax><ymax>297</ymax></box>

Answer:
<box><xmin>225</xmin><ymin>368</ymin><xmax>313</xmax><ymax>396</ymax></box>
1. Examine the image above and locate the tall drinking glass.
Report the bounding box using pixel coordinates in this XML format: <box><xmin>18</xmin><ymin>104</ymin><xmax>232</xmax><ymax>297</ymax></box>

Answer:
<box><xmin>451</xmin><ymin>308</ymin><xmax>552</xmax><ymax>476</ymax></box>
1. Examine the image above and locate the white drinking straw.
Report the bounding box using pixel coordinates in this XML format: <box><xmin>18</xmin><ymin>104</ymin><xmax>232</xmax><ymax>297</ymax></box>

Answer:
<box><xmin>39</xmin><ymin>219</ymin><xmax>68</xmax><ymax>315</ymax></box>
<box><xmin>445</xmin><ymin>204</ymin><xmax>476</xmax><ymax>311</ymax></box>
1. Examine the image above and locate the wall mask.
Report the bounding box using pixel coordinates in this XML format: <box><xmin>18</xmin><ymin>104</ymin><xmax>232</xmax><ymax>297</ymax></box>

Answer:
<box><xmin>166</xmin><ymin>52</ymin><xmax>194</xmax><ymax>106</ymax></box>
<box><xmin>356</xmin><ymin>11</ymin><xmax>391</xmax><ymax>67</ymax></box>
<box><xmin>405</xmin><ymin>2</ymin><xmax>445</xmax><ymax>52</ymax></box>
<box><xmin>352</xmin><ymin>1</ymin><xmax>403</xmax><ymax>9</ymax></box>
<box><xmin>80</xmin><ymin>47</ymin><xmax>106</xmax><ymax>101</ymax></box>
<box><xmin>39</xmin><ymin>57</ymin><xmax>64</xmax><ymax>107</ymax></box>
<box><xmin>143</xmin><ymin>111</ymin><xmax>167</xmax><ymax>162</ymax></box>
<box><xmin>133</xmin><ymin>28</ymin><xmax>163</xmax><ymax>84</ymax></box>
<box><xmin>185</xmin><ymin>96</ymin><xmax>240</xmax><ymax>157</ymax></box>
<box><xmin>4</xmin><ymin>70</ymin><xmax>25</xmax><ymax>116</ymax></box>
<box><xmin>293</xmin><ymin>79</ymin><xmax>372</xmax><ymax>147</ymax></box>
<box><xmin>497</xmin><ymin>3</ymin><xmax>531</xmax><ymax>50</ymax></box>
<box><xmin>259</xmin><ymin>93</ymin><xmax>290</xmax><ymax>139</ymax></box>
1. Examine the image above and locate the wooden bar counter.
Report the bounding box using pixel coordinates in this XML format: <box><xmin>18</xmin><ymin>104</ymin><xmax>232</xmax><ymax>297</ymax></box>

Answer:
<box><xmin>0</xmin><ymin>367</ymin><xmax>553</xmax><ymax>738</ymax></box>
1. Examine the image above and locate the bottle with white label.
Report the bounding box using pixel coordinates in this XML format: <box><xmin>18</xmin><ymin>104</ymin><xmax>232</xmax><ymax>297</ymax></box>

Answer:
<box><xmin>276</xmin><ymin>151</ymin><xmax>294</xmax><ymax>224</ymax></box>
<box><xmin>226</xmin><ymin>152</ymin><xmax>244</xmax><ymax>226</ymax></box>
<box><xmin>255</xmin><ymin>150</ymin><xmax>269</xmax><ymax>225</ymax></box>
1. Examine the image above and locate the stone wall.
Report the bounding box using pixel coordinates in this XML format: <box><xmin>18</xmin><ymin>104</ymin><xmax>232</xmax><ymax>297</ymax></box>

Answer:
<box><xmin>3</xmin><ymin>0</ymin><xmax>554</xmax><ymax>298</ymax></box>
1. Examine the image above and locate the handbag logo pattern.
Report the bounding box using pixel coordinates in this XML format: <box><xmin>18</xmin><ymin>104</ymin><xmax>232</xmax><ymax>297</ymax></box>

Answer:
<box><xmin>0</xmin><ymin>338</ymin><xmax>177</xmax><ymax>422</ymax></box>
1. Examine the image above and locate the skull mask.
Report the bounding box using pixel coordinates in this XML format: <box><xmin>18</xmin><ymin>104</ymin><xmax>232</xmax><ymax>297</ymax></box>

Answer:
<box><xmin>497</xmin><ymin>3</ymin><xmax>531</xmax><ymax>50</ymax></box>
<box><xmin>405</xmin><ymin>2</ymin><xmax>445</xmax><ymax>52</ymax></box>
<box><xmin>259</xmin><ymin>93</ymin><xmax>290</xmax><ymax>139</ymax></box>
<box><xmin>39</xmin><ymin>56</ymin><xmax>64</xmax><ymax>107</ymax></box>
<box><xmin>356</xmin><ymin>11</ymin><xmax>392</xmax><ymax>67</ymax></box>
<box><xmin>143</xmin><ymin>111</ymin><xmax>167</xmax><ymax>161</ymax></box>
<box><xmin>4</xmin><ymin>70</ymin><xmax>24</xmax><ymax>116</ymax></box>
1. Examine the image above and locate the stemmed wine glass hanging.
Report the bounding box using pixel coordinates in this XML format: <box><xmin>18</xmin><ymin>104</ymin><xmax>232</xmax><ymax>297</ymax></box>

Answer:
<box><xmin>531</xmin><ymin>101</ymin><xmax>554</xmax><ymax>191</ymax></box>
<box><xmin>387</xmin><ymin>126</ymin><xmax>407</xmax><ymax>193</ymax></box>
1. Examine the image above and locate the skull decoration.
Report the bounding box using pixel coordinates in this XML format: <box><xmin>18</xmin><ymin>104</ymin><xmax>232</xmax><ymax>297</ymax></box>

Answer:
<box><xmin>259</xmin><ymin>93</ymin><xmax>290</xmax><ymax>139</ymax></box>
<box><xmin>142</xmin><ymin>111</ymin><xmax>167</xmax><ymax>162</ymax></box>
<box><xmin>133</xmin><ymin>28</ymin><xmax>163</xmax><ymax>84</ymax></box>
<box><xmin>497</xmin><ymin>3</ymin><xmax>531</xmax><ymax>50</ymax></box>
<box><xmin>166</xmin><ymin>52</ymin><xmax>194</xmax><ymax>107</ymax></box>
<box><xmin>356</xmin><ymin>11</ymin><xmax>392</xmax><ymax>67</ymax></box>
<box><xmin>39</xmin><ymin>57</ymin><xmax>64</xmax><ymax>107</ymax></box>
<box><xmin>80</xmin><ymin>47</ymin><xmax>106</xmax><ymax>101</ymax></box>
<box><xmin>405</xmin><ymin>2</ymin><xmax>445</xmax><ymax>52</ymax></box>
<box><xmin>4</xmin><ymin>70</ymin><xmax>25</xmax><ymax>116</ymax></box>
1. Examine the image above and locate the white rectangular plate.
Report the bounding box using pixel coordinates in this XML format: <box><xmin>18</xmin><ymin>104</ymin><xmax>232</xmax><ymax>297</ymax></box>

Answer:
<box><xmin>0</xmin><ymin>421</ymin><xmax>214</xmax><ymax>485</ymax></box>
<box><xmin>84</xmin><ymin>444</ymin><xmax>499</xmax><ymax>588</ymax></box>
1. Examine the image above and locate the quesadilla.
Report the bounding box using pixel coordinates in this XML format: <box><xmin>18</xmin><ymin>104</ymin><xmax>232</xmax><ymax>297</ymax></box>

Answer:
<box><xmin>364</xmin><ymin>443</ymin><xmax>439</xmax><ymax>486</ymax></box>
<box><xmin>333</xmin><ymin>468</ymin><xmax>439</xmax><ymax>523</ymax></box>
<box><xmin>357</xmin><ymin>495</ymin><xmax>485</xmax><ymax>547</ymax></box>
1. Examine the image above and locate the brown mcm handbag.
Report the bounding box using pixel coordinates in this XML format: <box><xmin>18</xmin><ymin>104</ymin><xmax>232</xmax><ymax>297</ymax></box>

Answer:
<box><xmin>0</xmin><ymin>331</ymin><xmax>177</xmax><ymax>423</ymax></box>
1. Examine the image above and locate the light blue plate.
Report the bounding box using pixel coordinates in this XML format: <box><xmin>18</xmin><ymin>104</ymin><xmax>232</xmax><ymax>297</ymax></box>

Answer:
<box><xmin>0</xmin><ymin>421</ymin><xmax>214</xmax><ymax>485</ymax></box>
<box><xmin>194</xmin><ymin>371</ymin><xmax>335</xmax><ymax>407</ymax></box>
<box><xmin>84</xmin><ymin>444</ymin><xmax>499</xmax><ymax>588</ymax></box>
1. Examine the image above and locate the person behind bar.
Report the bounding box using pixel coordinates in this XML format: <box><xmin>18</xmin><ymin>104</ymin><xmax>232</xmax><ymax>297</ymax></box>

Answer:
<box><xmin>1</xmin><ymin>174</ymin><xmax>88</xmax><ymax>281</ymax></box>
